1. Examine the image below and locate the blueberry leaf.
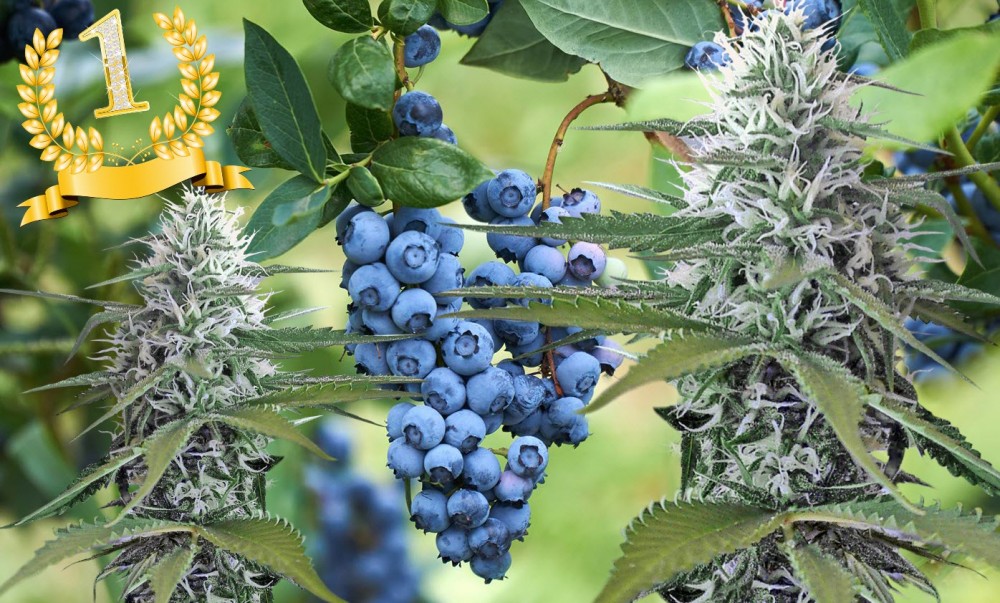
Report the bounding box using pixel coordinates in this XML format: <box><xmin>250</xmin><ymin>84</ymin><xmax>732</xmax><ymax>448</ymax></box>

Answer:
<box><xmin>370</xmin><ymin>137</ymin><xmax>494</xmax><ymax>208</ymax></box>
<box><xmin>228</xmin><ymin>98</ymin><xmax>297</xmax><ymax>171</ymax></box>
<box><xmin>379</xmin><ymin>0</ymin><xmax>437</xmax><ymax>35</ymax></box>
<box><xmin>302</xmin><ymin>0</ymin><xmax>373</xmax><ymax>33</ymax></box>
<box><xmin>436</xmin><ymin>0</ymin><xmax>490</xmax><ymax>26</ymax></box>
<box><xmin>244</xmin><ymin>176</ymin><xmax>329</xmax><ymax>260</ymax></box>
<box><xmin>243</xmin><ymin>20</ymin><xmax>328</xmax><ymax>181</ymax></box>
<box><xmin>328</xmin><ymin>36</ymin><xmax>397</xmax><ymax>111</ymax></box>
<box><xmin>345</xmin><ymin>103</ymin><xmax>394</xmax><ymax>153</ymax></box>
<box><xmin>858</xmin><ymin>0</ymin><xmax>911</xmax><ymax>60</ymax></box>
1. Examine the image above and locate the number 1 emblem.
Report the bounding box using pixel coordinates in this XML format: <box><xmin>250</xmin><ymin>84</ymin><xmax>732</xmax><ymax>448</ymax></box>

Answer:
<box><xmin>79</xmin><ymin>9</ymin><xmax>149</xmax><ymax>118</ymax></box>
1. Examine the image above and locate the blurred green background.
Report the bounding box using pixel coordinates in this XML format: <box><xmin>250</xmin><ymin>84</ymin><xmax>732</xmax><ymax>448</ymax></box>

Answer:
<box><xmin>0</xmin><ymin>1</ymin><xmax>997</xmax><ymax>602</ymax></box>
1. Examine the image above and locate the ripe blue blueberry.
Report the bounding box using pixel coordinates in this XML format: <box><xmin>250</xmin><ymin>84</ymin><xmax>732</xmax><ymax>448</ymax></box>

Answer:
<box><xmin>468</xmin><ymin>518</ymin><xmax>512</xmax><ymax>559</ymax></box>
<box><xmin>505</xmin><ymin>375</ymin><xmax>546</xmax><ymax>425</ymax></box>
<box><xmin>559</xmin><ymin>272</ymin><xmax>593</xmax><ymax>288</ymax></box>
<box><xmin>431</xmin><ymin>124</ymin><xmax>458</xmax><ymax>144</ymax></box>
<box><xmin>447</xmin><ymin>488</ymin><xmax>490</xmax><ymax>529</ymax></box>
<box><xmin>340</xmin><ymin>260</ymin><xmax>360</xmax><ymax>290</ymax></box>
<box><xmin>422</xmin><ymin>253</ymin><xmax>465</xmax><ymax>305</ymax></box>
<box><xmin>543</xmin><ymin>397</ymin><xmax>589</xmax><ymax>446</ymax></box>
<box><xmin>494</xmin><ymin>319</ymin><xmax>540</xmax><ymax>348</ymax></box>
<box><xmin>391</xmin><ymin>288</ymin><xmax>438</xmax><ymax>333</ymax></box>
<box><xmin>421</xmin><ymin>367</ymin><xmax>467</xmax><ymax>416</ymax></box>
<box><xmin>561</xmin><ymin>188</ymin><xmax>601</xmax><ymax>217</ymax></box>
<box><xmin>487</xmin><ymin>169</ymin><xmax>537</xmax><ymax>218</ymax></box>
<box><xmin>401</xmin><ymin>405</ymin><xmax>446</xmax><ymax>450</ymax></box>
<box><xmin>436</xmin><ymin>218</ymin><xmax>465</xmax><ymax>255</ymax></box>
<box><xmin>387</xmin><ymin>438</ymin><xmax>426</xmax><ymax>479</ymax></box>
<box><xmin>731</xmin><ymin>0</ymin><xmax>763</xmax><ymax>34</ymax></box>
<box><xmin>385</xmin><ymin>230</ymin><xmax>441</xmax><ymax>284</ymax></box>
<box><xmin>849</xmin><ymin>62</ymin><xmax>879</xmax><ymax>77</ymax></box>
<box><xmin>556</xmin><ymin>351</ymin><xmax>602</xmax><ymax>399</ymax></box>
<box><xmin>391</xmin><ymin>207</ymin><xmax>444</xmax><ymax>239</ymax></box>
<box><xmin>469</xmin><ymin>318</ymin><xmax>504</xmax><ymax>353</ymax></box>
<box><xmin>523</xmin><ymin>245</ymin><xmax>567</xmax><ymax>283</ymax></box>
<box><xmin>508</xmin><ymin>333</ymin><xmax>546</xmax><ymax>368</ymax></box>
<box><xmin>50</xmin><ymin>0</ymin><xmax>95</xmax><ymax>38</ymax></box>
<box><xmin>684</xmin><ymin>41</ymin><xmax>731</xmax><ymax>71</ymax></box>
<box><xmin>466</xmin><ymin>367</ymin><xmax>515</xmax><ymax>415</ymax></box>
<box><xmin>8</xmin><ymin>8</ymin><xmax>57</xmax><ymax>54</ymax></box>
<box><xmin>436</xmin><ymin>527</ymin><xmax>473</xmax><ymax>565</ymax></box>
<box><xmin>340</xmin><ymin>204</ymin><xmax>390</xmax><ymax>264</ymax></box>
<box><xmin>483</xmin><ymin>411</ymin><xmax>504</xmax><ymax>435</ymax></box>
<box><xmin>488</xmin><ymin>216</ymin><xmax>538</xmax><ymax>263</ymax></box>
<box><xmin>423</xmin><ymin>307</ymin><xmax>459</xmax><ymax>342</ymax></box>
<box><xmin>386</xmin><ymin>402</ymin><xmax>415</xmax><ymax>440</ymax></box>
<box><xmin>465</xmin><ymin>261</ymin><xmax>516</xmax><ymax>309</ymax></box>
<box><xmin>336</xmin><ymin>203</ymin><xmax>370</xmax><ymax>241</ymax></box>
<box><xmin>387</xmin><ymin>339</ymin><xmax>437</xmax><ymax>378</ymax></box>
<box><xmin>507</xmin><ymin>407</ymin><xmax>543</xmax><ymax>437</ymax></box>
<box><xmin>410</xmin><ymin>488</ymin><xmax>451</xmax><ymax>533</ymax></box>
<box><xmin>444</xmin><ymin>409</ymin><xmax>487</xmax><ymax>453</ymax></box>
<box><xmin>463</xmin><ymin>179</ymin><xmax>499</xmax><ymax>223</ymax></box>
<box><xmin>507</xmin><ymin>436</ymin><xmax>548</xmax><ymax>479</ymax></box>
<box><xmin>496</xmin><ymin>359</ymin><xmax>525</xmax><ymax>378</ymax></box>
<box><xmin>462</xmin><ymin>447</ymin><xmax>502</xmax><ymax>492</ymax></box>
<box><xmin>393</xmin><ymin>91</ymin><xmax>443</xmax><ymax>137</ymax></box>
<box><xmin>315</xmin><ymin>422</ymin><xmax>353</xmax><ymax>462</ymax></box>
<box><xmin>362</xmin><ymin>308</ymin><xmax>403</xmax><ymax>335</ymax></box>
<box><xmin>354</xmin><ymin>343</ymin><xmax>390</xmax><ymax>376</ymax></box>
<box><xmin>348</xmin><ymin>263</ymin><xmax>400</xmax><ymax>312</ymax></box>
<box><xmin>489</xmin><ymin>502</ymin><xmax>531</xmax><ymax>541</ymax></box>
<box><xmin>530</xmin><ymin>196</ymin><xmax>563</xmax><ymax>222</ymax></box>
<box><xmin>494</xmin><ymin>468</ymin><xmax>534</xmax><ymax>504</ymax></box>
<box><xmin>404</xmin><ymin>25</ymin><xmax>441</xmax><ymax>67</ymax></box>
<box><xmin>568</xmin><ymin>242</ymin><xmax>607</xmax><ymax>280</ymax></box>
<box><xmin>511</xmin><ymin>272</ymin><xmax>554</xmax><ymax>306</ymax></box>
<box><xmin>471</xmin><ymin>552</ymin><xmax>512</xmax><ymax>583</ymax></box>
<box><xmin>537</xmin><ymin>205</ymin><xmax>571</xmax><ymax>247</ymax></box>
<box><xmin>442</xmin><ymin>321</ymin><xmax>495</xmax><ymax>376</ymax></box>
<box><xmin>592</xmin><ymin>340</ymin><xmax>626</xmax><ymax>376</ymax></box>
<box><xmin>424</xmin><ymin>443</ymin><xmax>464</xmax><ymax>484</ymax></box>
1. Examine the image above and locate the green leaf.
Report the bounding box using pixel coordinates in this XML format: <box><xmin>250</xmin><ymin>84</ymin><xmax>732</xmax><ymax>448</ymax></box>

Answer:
<box><xmin>0</xmin><ymin>288</ymin><xmax>137</xmax><ymax>310</ymax></box>
<box><xmin>241</xmin><ymin>377</ymin><xmax>419</xmax><ymax>408</ymax></box>
<box><xmin>460</xmin><ymin>0</ymin><xmax>586</xmax><ymax>82</ymax></box>
<box><xmin>587</xmin><ymin>334</ymin><xmax>763</xmax><ymax>413</ymax></box>
<box><xmin>8</xmin><ymin>449</ymin><xmax>142</xmax><ymax>527</ymax></box>
<box><xmin>236</xmin><ymin>327</ymin><xmax>406</xmax><ymax>355</ymax></box>
<box><xmin>910</xmin><ymin>300</ymin><xmax>988</xmax><ymax>343</ymax></box>
<box><xmin>149</xmin><ymin>544</ymin><xmax>196</xmax><ymax>603</ymax></box>
<box><xmin>113</xmin><ymin>420</ymin><xmax>201</xmax><ymax>522</ymax></box>
<box><xmin>196</xmin><ymin>517</ymin><xmax>343</xmax><ymax>603</ymax></box>
<box><xmin>320</xmin><ymin>180</ymin><xmax>354</xmax><ymax>228</ymax></box>
<box><xmin>243</xmin><ymin>21</ymin><xmax>327</xmax><ymax>181</ymax></box>
<box><xmin>852</xmin><ymin>32</ymin><xmax>1000</xmax><ymax>144</ymax></box>
<box><xmin>785</xmin><ymin>543</ymin><xmax>857</xmax><ymax>603</ymax></box>
<box><xmin>271</xmin><ymin>176</ymin><xmax>334</xmax><ymax>227</ymax></box>
<box><xmin>437</xmin><ymin>0</ymin><xmax>489</xmax><ymax>26</ymax></box>
<box><xmin>370</xmin><ymin>137</ymin><xmax>494</xmax><ymax>208</ymax></box>
<box><xmin>75</xmin><ymin>364</ymin><xmax>178</xmax><ymax>441</ymax></box>
<box><xmin>0</xmin><ymin>519</ymin><xmax>193</xmax><ymax>596</ymax></box>
<box><xmin>777</xmin><ymin>353</ymin><xmax>917</xmax><ymax>513</ymax></box>
<box><xmin>858</xmin><ymin>0</ymin><xmax>911</xmax><ymax>60</ymax></box>
<box><xmin>585</xmin><ymin>181</ymin><xmax>686</xmax><ymax>209</ymax></box>
<box><xmin>520</xmin><ymin>0</ymin><xmax>725</xmax><ymax>87</ymax></box>
<box><xmin>347</xmin><ymin>167</ymin><xmax>385</xmax><ymax>207</ymax></box>
<box><xmin>67</xmin><ymin>310</ymin><xmax>129</xmax><ymax>362</ymax></box>
<box><xmin>910</xmin><ymin>18</ymin><xmax>1000</xmax><ymax>53</ymax></box>
<box><xmin>899</xmin><ymin>278</ymin><xmax>1000</xmax><ymax>307</ymax></box>
<box><xmin>819</xmin><ymin>117</ymin><xmax>943</xmax><ymax>153</ymax></box>
<box><xmin>345</xmin><ymin>103</ymin><xmax>394</xmax><ymax>154</ymax></box>
<box><xmin>886</xmin><ymin>186</ymin><xmax>979</xmax><ymax>264</ymax></box>
<box><xmin>956</xmin><ymin>238</ymin><xmax>1000</xmax><ymax>311</ymax></box>
<box><xmin>328</xmin><ymin>36</ymin><xmax>397</xmax><ymax>112</ymax></box>
<box><xmin>210</xmin><ymin>407</ymin><xmax>334</xmax><ymax>461</ymax></box>
<box><xmin>596</xmin><ymin>502</ymin><xmax>784</xmax><ymax>603</ymax></box>
<box><xmin>245</xmin><ymin>177</ymin><xmax>326</xmax><ymax>261</ymax></box>
<box><xmin>23</xmin><ymin>370</ymin><xmax>114</xmax><ymax>393</ymax></box>
<box><xmin>581</xmin><ymin>117</ymin><xmax>719</xmax><ymax>136</ymax></box>
<box><xmin>302</xmin><ymin>0</ymin><xmax>373</xmax><ymax>33</ymax></box>
<box><xmin>228</xmin><ymin>98</ymin><xmax>296</xmax><ymax>171</ymax></box>
<box><xmin>380</xmin><ymin>0</ymin><xmax>437</xmax><ymax>35</ymax></box>
<box><xmin>871</xmin><ymin>397</ymin><xmax>1000</xmax><ymax>496</ymax></box>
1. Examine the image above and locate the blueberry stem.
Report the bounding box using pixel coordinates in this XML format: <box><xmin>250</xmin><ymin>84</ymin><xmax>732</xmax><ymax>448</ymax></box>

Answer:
<box><xmin>539</xmin><ymin>92</ymin><xmax>614</xmax><ymax>212</ymax></box>
<box><xmin>965</xmin><ymin>105</ymin><xmax>999</xmax><ymax>152</ymax></box>
<box><xmin>404</xmin><ymin>476</ymin><xmax>413</xmax><ymax>510</ymax></box>
<box><xmin>717</xmin><ymin>0</ymin><xmax>738</xmax><ymax>37</ymax></box>
<box><xmin>392</xmin><ymin>36</ymin><xmax>415</xmax><ymax>98</ymax></box>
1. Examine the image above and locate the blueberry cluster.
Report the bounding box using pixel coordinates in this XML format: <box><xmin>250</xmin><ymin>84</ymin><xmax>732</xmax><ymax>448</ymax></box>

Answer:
<box><xmin>307</xmin><ymin>422</ymin><xmax>420</xmax><ymax>603</ymax></box>
<box><xmin>395</xmin><ymin>25</ymin><xmax>456</xmax><ymax>144</ymax></box>
<box><xmin>1</xmin><ymin>0</ymin><xmax>93</xmax><ymax>63</ymax></box>
<box><xmin>685</xmin><ymin>0</ymin><xmax>842</xmax><ymax>71</ymax></box>
<box><xmin>428</xmin><ymin>0</ymin><xmax>504</xmax><ymax>37</ymax></box>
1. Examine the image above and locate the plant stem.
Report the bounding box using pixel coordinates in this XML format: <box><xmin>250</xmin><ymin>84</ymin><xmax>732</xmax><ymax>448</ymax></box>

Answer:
<box><xmin>392</xmin><ymin>37</ymin><xmax>413</xmax><ymax>101</ymax></box>
<box><xmin>946</xmin><ymin>179</ymin><xmax>992</xmax><ymax>243</ymax></box>
<box><xmin>944</xmin><ymin>126</ymin><xmax>1000</xmax><ymax>211</ymax></box>
<box><xmin>966</xmin><ymin>105</ymin><xmax>999</xmax><ymax>152</ymax></box>
<box><xmin>539</xmin><ymin>92</ymin><xmax>614</xmax><ymax>211</ymax></box>
<box><xmin>718</xmin><ymin>1</ymin><xmax>738</xmax><ymax>37</ymax></box>
<box><xmin>916</xmin><ymin>0</ymin><xmax>937</xmax><ymax>28</ymax></box>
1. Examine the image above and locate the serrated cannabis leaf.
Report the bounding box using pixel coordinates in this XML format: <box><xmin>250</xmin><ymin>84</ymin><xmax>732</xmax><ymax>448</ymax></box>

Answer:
<box><xmin>886</xmin><ymin>186</ymin><xmax>979</xmax><ymax>264</ymax></box>
<box><xmin>302</xmin><ymin>0</ymin><xmax>373</xmax><ymax>33</ymax></box>
<box><xmin>437</xmin><ymin>0</ymin><xmax>489</xmax><ymax>26</ymax></box>
<box><xmin>245</xmin><ymin>177</ymin><xmax>327</xmax><ymax>261</ymax></box>
<box><xmin>596</xmin><ymin>502</ymin><xmax>785</xmax><ymax>603</ymax></box>
<box><xmin>209</xmin><ymin>407</ymin><xmax>334</xmax><ymax>461</ymax></box>
<box><xmin>328</xmin><ymin>36</ymin><xmax>397</xmax><ymax>112</ymax></box>
<box><xmin>520</xmin><ymin>0</ymin><xmax>724</xmax><ymax>87</ymax></box>
<box><xmin>149</xmin><ymin>544</ymin><xmax>196</xmax><ymax>603</ymax></box>
<box><xmin>240</xmin><ymin>378</ymin><xmax>418</xmax><ymax>409</ymax></box>
<box><xmin>113</xmin><ymin>420</ymin><xmax>200</xmax><ymax>523</ymax></box>
<box><xmin>858</xmin><ymin>0</ymin><xmax>911</xmax><ymax>60</ymax></box>
<box><xmin>371</xmin><ymin>137</ymin><xmax>494</xmax><ymax>208</ymax></box>
<box><xmin>196</xmin><ymin>517</ymin><xmax>343</xmax><ymax>603</ymax></box>
<box><xmin>243</xmin><ymin>21</ymin><xmax>327</xmax><ymax>181</ymax></box>
<box><xmin>585</xmin><ymin>181</ymin><xmax>686</xmax><ymax>209</ymax></box>
<box><xmin>236</xmin><ymin>327</ymin><xmax>407</xmax><ymax>355</ymax></box>
<box><xmin>461</xmin><ymin>0</ymin><xmax>586</xmax><ymax>82</ymax></box>
<box><xmin>784</xmin><ymin>543</ymin><xmax>857</xmax><ymax>603</ymax></box>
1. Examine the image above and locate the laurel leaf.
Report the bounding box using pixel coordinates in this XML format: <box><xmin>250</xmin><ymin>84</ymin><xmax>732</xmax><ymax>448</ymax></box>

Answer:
<box><xmin>71</xmin><ymin>155</ymin><xmax>87</xmax><ymax>174</ymax></box>
<box><xmin>51</xmin><ymin>114</ymin><xmax>65</xmax><ymax>137</ymax></box>
<box><xmin>62</xmin><ymin>123</ymin><xmax>75</xmax><ymax>148</ymax></box>
<box><xmin>201</xmin><ymin>72</ymin><xmax>220</xmax><ymax>91</ymax></box>
<box><xmin>25</xmin><ymin>47</ymin><xmax>39</xmax><ymax>69</ymax></box>
<box><xmin>47</xmin><ymin>28</ymin><xmax>63</xmax><ymax>49</ymax></box>
<box><xmin>39</xmin><ymin>49</ymin><xmax>58</xmax><ymax>68</ymax></box>
<box><xmin>22</xmin><ymin>120</ymin><xmax>45</xmax><ymax>135</ymax></box>
<box><xmin>199</xmin><ymin>55</ymin><xmax>215</xmax><ymax>75</ymax></box>
<box><xmin>184</xmin><ymin>23</ymin><xmax>197</xmax><ymax>46</ymax></box>
<box><xmin>154</xmin><ymin>143</ymin><xmax>173</xmax><ymax>160</ymax></box>
<box><xmin>163</xmin><ymin>113</ymin><xmax>176</xmax><ymax>139</ymax></box>
<box><xmin>37</xmin><ymin>67</ymin><xmax>55</xmax><ymax>86</ymax></box>
<box><xmin>89</xmin><ymin>128</ymin><xmax>103</xmax><ymax>152</ymax></box>
<box><xmin>19</xmin><ymin>102</ymin><xmax>38</xmax><ymax>119</ymax></box>
<box><xmin>173</xmin><ymin>47</ymin><xmax>195</xmax><ymax>62</ymax></box>
<box><xmin>197</xmin><ymin>108</ymin><xmax>220</xmax><ymax>123</ymax></box>
<box><xmin>19</xmin><ymin>64</ymin><xmax>36</xmax><ymax>85</ymax></box>
<box><xmin>40</xmin><ymin>145</ymin><xmax>60</xmax><ymax>162</ymax></box>
<box><xmin>201</xmin><ymin>91</ymin><xmax>221</xmax><ymax>108</ymax></box>
<box><xmin>88</xmin><ymin>153</ymin><xmax>103</xmax><ymax>172</ymax></box>
<box><xmin>33</xmin><ymin>29</ymin><xmax>46</xmax><ymax>55</ymax></box>
<box><xmin>75</xmin><ymin>127</ymin><xmax>88</xmax><ymax>152</ymax></box>
<box><xmin>153</xmin><ymin>13</ymin><xmax>173</xmax><ymax>30</ymax></box>
<box><xmin>179</xmin><ymin>95</ymin><xmax>197</xmax><ymax>116</ymax></box>
<box><xmin>192</xmin><ymin>35</ymin><xmax>207</xmax><ymax>60</ymax></box>
<box><xmin>182</xmin><ymin>133</ymin><xmax>203</xmax><ymax>148</ymax></box>
<box><xmin>30</xmin><ymin>134</ymin><xmax>51</xmax><ymax>149</ymax></box>
<box><xmin>179</xmin><ymin>63</ymin><xmax>198</xmax><ymax>79</ymax></box>
<box><xmin>181</xmin><ymin>79</ymin><xmax>198</xmax><ymax>98</ymax></box>
<box><xmin>173</xmin><ymin>107</ymin><xmax>188</xmax><ymax>130</ymax></box>
<box><xmin>170</xmin><ymin>140</ymin><xmax>189</xmax><ymax>157</ymax></box>
<box><xmin>17</xmin><ymin>85</ymin><xmax>36</xmax><ymax>103</ymax></box>
<box><xmin>191</xmin><ymin>122</ymin><xmax>214</xmax><ymax>137</ymax></box>
<box><xmin>42</xmin><ymin>100</ymin><xmax>57</xmax><ymax>122</ymax></box>
<box><xmin>38</xmin><ymin>85</ymin><xmax>54</xmax><ymax>104</ymax></box>
<box><xmin>150</xmin><ymin>117</ymin><xmax>163</xmax><ymax>143</ymax></box>
<box><xmin>54</xmin><ymin>152</ymin><xmax>72</xmax><ymax>171</ymax></box>
<box><xmin>173</xmin><ymin>7</ymin><xmax>185</xmax><ymax>31</ymax></box>
<box><xmin>164</xmin><ymin>31</ymin><xmax>185</xmax><ymax>46</ymax></box>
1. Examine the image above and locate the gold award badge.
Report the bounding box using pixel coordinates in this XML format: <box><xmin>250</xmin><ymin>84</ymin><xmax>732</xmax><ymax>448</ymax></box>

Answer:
<box><xmin>15</xmin><ymin>7</ymin><xmax>252</xmax><ymax>226</ymax></box>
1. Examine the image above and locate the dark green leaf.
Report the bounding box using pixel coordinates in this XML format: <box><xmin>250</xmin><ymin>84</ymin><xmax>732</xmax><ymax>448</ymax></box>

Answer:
<box><xmin>347</xmin><ymin>167</ymin><xmax>385</xmax><ymax>207</ymax></box>
<box><xmin>437</xmin><ymin>0</ymin><xmax>489</xmax><ymax>26</ymax></box>
<box><xmin>245</xmin><ymin>177</ymin><xmax>327</xmax><ymax>261</ymax></box>
<box><xmin>581</xmin><ymin>117</ymin><xmax>720</xmax><ymax>136</ymax></box>
<box><xmin>271</xmin><ymin>176</ymin><xmax>334</xmax><ymax>227</ymax></box>
<box><xmin>303</xmin><ymin>0</ymin><xmax>373</xmax><ymax>33</ymax></box>
<box><xmin>114</xmin><ymin>421</ymin><xmax>201</xmax><ymax>521</ymax></box>
<box><xmin>519</xmin><ymin>0</ymin><xmax>724</xmax><ymax>87</ymax></box>
<box><xmin>319</xmin><ymin>181</ymin><xmax>354</xmax><ymax>228</ymax></box>
<box><xmin>236</xmin><ymin>327</ymin><xmax>408</xmax><ymax>355</ymax></box>
<box><xmin>380</xmin><ymin>0</ymin><xmax>437</xmax><ymax>35</ymax></box>
<box><xmin>785</xmin><ymin>543</ymin><xmax>857</xmax><ymax>603</ymax></box>
<box><xmin>910</xmin><ymin>18</ymin><xmax>1000</xmax><ymax>53</ymax></box>
<box><xmin>819</xmin><ymin>117</ymin><xmax>942</xmax><ymax>153</ymax></box>
<box><xmin>210</xmin><ymin>408</ymin><xmax>333</xmax><ymax>461</ymax></box>
<box><xmin>461</xmin><ymin>0</ymin><xmax>586</xmax><ymax>82</ymax></box>
<box><xmin>244</xmin><ymin>21</ymin><xmax>327</xmax><ymax>181</ymax></box>
<box><xmin>149</xmin><ymin>544</ymin><xmax>196</xmax><ymax>603</ymax></box>
<box><xmin>371</xmin><ymin>137</ymin><xmax>494</xmax><ymax>208</ymax></box>
<box><xmin>346</xmin><ymin>103</ymin><xmax>394</xmax><ymax>153</ymax></box>
<box><xmin>858</xmin><ymin>0</ymin><xmax>911</xmax><ymax>60</ymax></box>
<box><xmin>228</xmin><ymin>98</ymin><xmax>297</xmax><ymax>170</ymax></box>
<box><xmin>328</xmin><ymin>36</ymin><xmax>397</xmax><ymax>112</ymax></box>
<box><xmin>585</xmin><ymin>181</ymin><xmax>686</xmax><ymax>209</ymax></box>
<box><xmin>241</xmin><ymin>377</ymin><xmax>420</xmax><ymax>408</ymax></box>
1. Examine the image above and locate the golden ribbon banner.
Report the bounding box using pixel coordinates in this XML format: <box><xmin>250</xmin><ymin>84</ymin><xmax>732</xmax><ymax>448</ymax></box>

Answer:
<box><xmin>18</xmin><ymin>148</ymin><xmax>253</xmax><ymax>226</ymax></box>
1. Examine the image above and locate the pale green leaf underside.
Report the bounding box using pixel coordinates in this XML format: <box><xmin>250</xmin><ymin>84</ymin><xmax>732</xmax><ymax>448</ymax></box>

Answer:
<box><xmin>149</xmin><ymin>544</ymin><xmax>196</xmax><ymax>603</ymax></box>
<box><xmin>112</xmin><ymin>420</ymin><xmax>201</xmax><ymax>523</ymax></box>
<box><xmin>785</xmin><ymin>542</ymin><xmax>858</xmax><ymax>603</ymax></box>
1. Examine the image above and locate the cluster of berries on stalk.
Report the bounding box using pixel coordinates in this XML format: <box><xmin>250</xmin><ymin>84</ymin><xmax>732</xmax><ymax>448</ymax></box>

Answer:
<box><xmin>395</xmin><ymin>24</ymin><xmax>456</xmax><ymax>145</ymax></box>
<box><xmin>1</xmin><ymin>0</ymin><xmax>93</xmax><ymax>62</ymax></box>
<box><xmin>307</xmin><ymin>422</ymin><xmax>420</xmax><ymax>603</ymax></box>
<box><xmin>685</xmin><ymin>0</ymin><xmax>841</xmax><ymax>71</ymax></box>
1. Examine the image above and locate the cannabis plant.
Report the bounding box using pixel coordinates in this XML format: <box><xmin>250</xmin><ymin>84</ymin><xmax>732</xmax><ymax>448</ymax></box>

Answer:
<box><xmin>461</xmin><ymin>11</ymin><xmax>1000</xmax><ymax>602</ymax></box>
<box><xmin>0</xmin><ymin>188</ymin><xmax>409</xmax><ymax>602</ymax></box>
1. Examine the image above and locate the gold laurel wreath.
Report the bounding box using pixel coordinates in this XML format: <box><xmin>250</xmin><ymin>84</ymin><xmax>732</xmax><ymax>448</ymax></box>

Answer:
<box><xmin>16</xmin><ymin>7</ymin><xmax>221</xmax><ymax>171</ymax></box>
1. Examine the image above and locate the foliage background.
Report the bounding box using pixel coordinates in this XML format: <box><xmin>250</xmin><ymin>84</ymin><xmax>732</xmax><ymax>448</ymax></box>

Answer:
<box><xmin>0</xmin><ymin>1</ymin><xmax>996</xmax><ymax>601</ymax></box>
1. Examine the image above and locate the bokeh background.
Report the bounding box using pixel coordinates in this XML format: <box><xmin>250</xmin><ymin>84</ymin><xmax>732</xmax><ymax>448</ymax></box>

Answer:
<box><xmin>0</xmin><ymin>1</ymin><xmax>997</xmax><ymax>601</ymax></box>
